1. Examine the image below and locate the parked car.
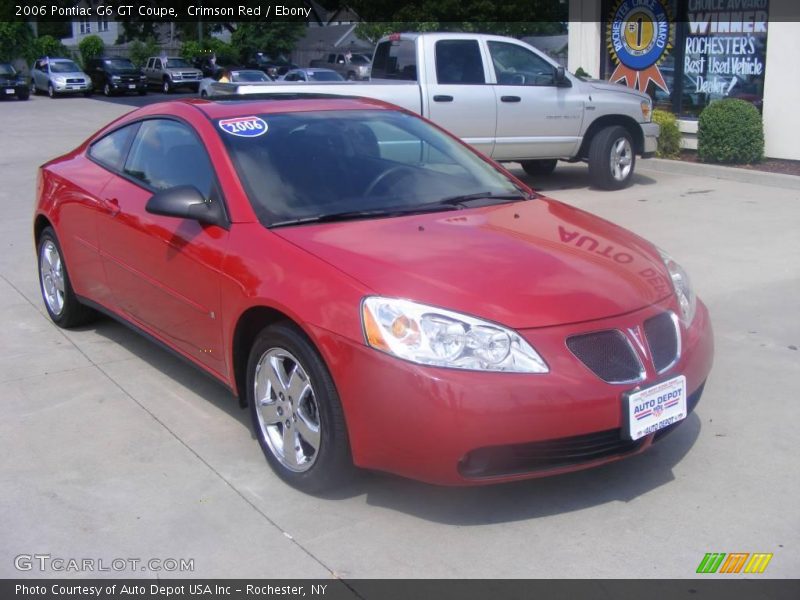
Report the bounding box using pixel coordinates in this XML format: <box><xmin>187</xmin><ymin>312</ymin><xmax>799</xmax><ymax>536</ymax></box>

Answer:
<box><xmin>198</xmin><ymin>69</ymin><xmax>272</xmax><ymax>98</ymax></box>
<box><xmin>309</xmin><ymin>52</ymin><xmax>372</xmax><ymax>80</ymax></box>
<box><xmin>31</xmin><ymin>57</ymin><xmax>92</xmax><ymax>98</ymax></box>
<box><xmin>142</xmin><ymin>56</ymin><xmax>202</xmax><ymax>93</ymax></box>
<box><xmin>86</xmin><ymin>57</ymin><xmax>147</xmax><ymax>97</ymax></box>
<box><xmin>239</xmin><ymin>32</ymin><xmax>660</xmax><ymax>190</ymax></box>
<box><xmin>0</xmin><ymin>63</ymin><xmax>29</xmax><ymax>100</ymax></box>
<box><xmin>281</xmin><ymin>68</ymin><xmax>345</xmax><ymax>82</ymax></box>
<box><xmin>245</xmin><ymin>53</ymin><xmax>297</xmax><ymax>78</ymax></box>
<box><xmin>34</xmin><ymin>96</ymin><xmax>712</xmax><ymax>492</ymax></box>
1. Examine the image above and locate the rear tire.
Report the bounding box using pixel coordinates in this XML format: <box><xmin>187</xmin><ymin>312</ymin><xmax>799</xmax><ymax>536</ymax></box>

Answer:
<box><xmin>37</xmin><ymin>227</ymin><xmax>96</xmax><ymax>328</ymax></box>
<box><xmin>247</xmin><ymin>322</ymin><xmax>354</xmax><ymax>493</ymax></box>
<box><xmin>588</xmin><ymin>125</ymin><xmax>636</xmax><ymax>190</ymax></box>
<box><xmin>521</xmin><ymin>159</ymin><xmax>558</xmax><ymax>177</ymax></box>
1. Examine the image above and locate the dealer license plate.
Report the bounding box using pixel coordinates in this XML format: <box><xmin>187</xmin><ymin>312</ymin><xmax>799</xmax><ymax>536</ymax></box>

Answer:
<box><xmin>5</xmin><ymin>88</ymin><xmax>15</xmax><ymax>94</ymax></box>
<box><xmin>624</xmin><ymin>375</ymin><xmax>687</xmax><ymax>441</ymax></box>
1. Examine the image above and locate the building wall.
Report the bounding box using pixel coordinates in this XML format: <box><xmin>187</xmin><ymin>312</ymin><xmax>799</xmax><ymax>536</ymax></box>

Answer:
<box><xmin>762</xmin><ymin>21</ymin><xmax>799</xmax><ymax>160</ymax></box>
<box><xmin>567</xmin><ymin>0</ymin><xmax>602</xmax><ymax>78</ymax></box>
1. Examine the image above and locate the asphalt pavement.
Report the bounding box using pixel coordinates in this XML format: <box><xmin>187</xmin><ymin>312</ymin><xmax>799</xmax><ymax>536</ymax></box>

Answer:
<box><xmin>1</xmin><ymin>93</ymin><xmax>798</xmax><ymax>579</ymax></box>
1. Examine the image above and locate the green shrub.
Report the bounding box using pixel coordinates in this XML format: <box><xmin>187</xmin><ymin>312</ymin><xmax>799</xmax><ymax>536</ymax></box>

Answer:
<box><xmin>34</xmin><ymin>35</ymin><xmax>69</xmax><ymax>59</ymax></box>
<box><xmin>698</xmin><ymin>98</ymin><xmax>764</xmax><ymax>164</ymax></box>
<box><xmin>652</xmin><ymin>109</ymin><xmax>682</xmax><ymax>158</ymax></box>
<box><xmin>78</xmin><ymin>34</ymin><xmax>104</xmax><ymax>66</ymax></box>
<box><xmin>574</xmin><ymin>66</ymin><xmax>590</xmax><ymax>78</ymax></box>
<box><xmin>129</xmin><ymin>37</ymin><xmax>159</xmax><ymax>68</ymax></box>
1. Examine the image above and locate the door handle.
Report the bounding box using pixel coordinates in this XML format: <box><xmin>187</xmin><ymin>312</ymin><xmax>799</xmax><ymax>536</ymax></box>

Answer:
<box><xmin>102</xmin><ymin>197</ymin><xmax>120</xmax><ymax>216</ymax></box>
<box><xmin>433</xmin><ymin>95</ymin><xmax>453</xmax><ymax>102</ymax></box>
<box><xmin>501</xmin><ymin>96</ymin><xmax>521</xmax><ymax>103</ymax></box>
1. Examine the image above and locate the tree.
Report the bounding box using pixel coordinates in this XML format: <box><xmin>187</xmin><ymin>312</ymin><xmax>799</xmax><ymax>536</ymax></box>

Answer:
<box><xmin>35</xmin><ymin>35</ymin><xmax>70</xmax><ymax>59</ymax></box>
<box><xmin>230</xmin><ymin>22</ymin><xmax>306</xmax><ymax>62</ymax></box>
<box><xmin>0</xmin><ymin>21</ymin><xmax>37</xmax><ymax>62</ymax></box>
<box><xmin>79</xmin><ymin>35</ymin><xmax>105</xmax><ymax>66</ymax></box>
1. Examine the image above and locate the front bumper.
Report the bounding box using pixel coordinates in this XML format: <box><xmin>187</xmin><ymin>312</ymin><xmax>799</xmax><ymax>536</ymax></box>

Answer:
<box><xmin>2</xmin><ymin>84</ymin><xmax>27</xmax><ymax>96</ymax></box>
<box><xmin>111</xmin><ymin>81</ymin><xmax>146</xmax><ymax>93</ymax></box>
<box><xmin>641</xmin><ymin>122</ymin><xmax>660</xmax><ymax>156</ymax></box>
<box><xmin>53</xmin><ymin>82</ymin><xmax>91</xmax><ymax>93</ymax></box>
<box><xmin>310</xmin><ymin>296</ymin><xmax>713</xmax><ymax>485</ymax></box>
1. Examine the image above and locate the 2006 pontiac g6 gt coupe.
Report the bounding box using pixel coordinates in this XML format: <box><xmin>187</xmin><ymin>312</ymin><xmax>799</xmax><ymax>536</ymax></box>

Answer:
<box><xmin>35</xmin><ymin>96</ymin><xmax>713</xmax><ymax>492</ymax></box>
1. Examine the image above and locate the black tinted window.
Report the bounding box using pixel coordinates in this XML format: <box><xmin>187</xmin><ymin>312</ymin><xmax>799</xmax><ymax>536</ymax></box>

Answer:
<box><xmin>372</xmin><ymin>40</ymin><xmax>417</xmax><ymax>81</ymax></box>
<box><xmin>89</xmin><ymin>125</ymin><xmax>136</xmax><ymax>171</ymax></box>
<box><xmin>435</xmin><ymin>40</ymin><xmax>485</xmax><ymax>84</ymax></box>
<box><xmin>123</xmin><ymin>120</ymin><xmax>213</xmax><ymax>197</ymax></box>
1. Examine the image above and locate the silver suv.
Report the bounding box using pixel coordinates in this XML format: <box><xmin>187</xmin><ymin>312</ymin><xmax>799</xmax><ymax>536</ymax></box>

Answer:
<box><xmin>31</xmin><ymin>58</ymin><xmax>92</xmax><ymax>98</ymax></box>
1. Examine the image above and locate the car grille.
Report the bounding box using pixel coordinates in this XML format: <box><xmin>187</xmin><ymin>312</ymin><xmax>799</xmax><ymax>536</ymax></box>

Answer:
<box><xmin>644</xmin><ymin>312</ymin><xmax>680</xmax><ymax>373</ymax></box>
<box><xmin>567</xmin><ymin>330</ymin><xmax>643</xmax><ymax>384</ymax></box>
<box><xmin>66</xmin><ymin>78</ymin><xmax>84</xmax><ymax>84</ymax></box>
<box><xmin>459</xmin><ymin>383</ymin><xmax>705</xmax><ymax>478</ymax></box>
<box><xmin>177</xmin><ymin>72</ymin><xmax>198</xmax><ymax>80</ymax></box>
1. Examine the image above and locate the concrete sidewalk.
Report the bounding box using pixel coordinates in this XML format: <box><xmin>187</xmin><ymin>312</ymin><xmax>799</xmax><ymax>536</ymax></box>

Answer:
<box><xmin>1</xmin><ymin>95</ymin><xmax>798</xmax><ymax>579</ymax></box>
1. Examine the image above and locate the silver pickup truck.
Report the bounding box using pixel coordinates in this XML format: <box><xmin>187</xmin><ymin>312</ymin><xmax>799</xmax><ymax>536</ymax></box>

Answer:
<box><xmin>143</xmin><ymin>56</ymin><xmax>202</xmax><ymax>94</ymax></box>
<box><xmin>308</xmin><ymin>53</ymin><xmax>372</xmax><ymax>81</ymax></box>
<box><xmin>221</xmin><ymin>33</ymin><xmax>659</xmax><ymax>189</ymax></box>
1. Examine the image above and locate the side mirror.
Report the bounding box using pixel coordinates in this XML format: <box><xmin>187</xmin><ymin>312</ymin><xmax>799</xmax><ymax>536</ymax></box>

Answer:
<box><xmin>145</xmin><ymin>185</ymin><xmax>225</xmax><ymax>227</ymax></box>
<box><xmin>555</xmin><ymin>66</ymin><xmax>570</xmax><ymax>87</ymax></box>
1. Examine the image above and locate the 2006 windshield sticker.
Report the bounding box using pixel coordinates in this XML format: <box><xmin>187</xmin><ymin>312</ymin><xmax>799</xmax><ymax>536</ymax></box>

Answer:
<box><xmin>218</xmin><ymin>116</ymin><xmax>268</xmax><ymax>138</ymax></box>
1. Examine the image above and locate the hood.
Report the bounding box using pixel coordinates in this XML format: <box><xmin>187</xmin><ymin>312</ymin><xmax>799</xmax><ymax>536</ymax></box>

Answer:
<box><xmin>274</xmin><ymin>198</ymin><xmax>674</xmax><ymax>329</ymax></box>
<box><xmin>53</xmin><ymin>71</ymin><xmax>87</xmax><ymax>79</ymax></box>
<box><xmin>589</xmin><ymin>80</ymin><xmax>650</xmax><ymax>101</ymax></box>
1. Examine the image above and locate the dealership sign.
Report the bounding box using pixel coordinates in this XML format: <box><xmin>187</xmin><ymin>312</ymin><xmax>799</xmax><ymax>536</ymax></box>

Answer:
<box><xmin>606</xmin><ymin>0</ymin><xmax>673</xmax><ymax>93</ymax></box>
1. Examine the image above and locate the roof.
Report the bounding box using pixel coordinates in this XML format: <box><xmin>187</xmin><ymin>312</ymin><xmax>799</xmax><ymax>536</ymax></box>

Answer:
<box><xmin>183</xmin><ymin>95</ymin><xmax>398</xmax><ymax>120</ymax></box>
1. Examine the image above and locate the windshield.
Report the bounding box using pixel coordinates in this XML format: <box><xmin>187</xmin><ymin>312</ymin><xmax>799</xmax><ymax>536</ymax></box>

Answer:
<box><xmin>218</xmin><ymin>110</ymin><xmax>526</xmax><ymax>226</ymax></box>
<box><xmin>104</xmin><ymin>58</ymin><xmax>135</xmax><ymax>71</ymax></box>
<box><xmin>309</xmin><ymin>71</ymin><xmax>343</xmax><ymax>81</ymax></box>
<box><xmin>50</xmin><ymin>61</ymin><xmax>81</xmax><ymax>73</ymax></box>
<box><xmin>0</xmin><ymin>64</ymin><xmax>15</xmax><ymax>76</ymax></box>
<box><xmin>233</xmin><ymin>71</ymin><xmax>270</xmax><ymax>82</ymax></box>
<box><xmin>165</xmin><ymin>57</ymin><xmax>191</xmax><ymax>68</ymax></box>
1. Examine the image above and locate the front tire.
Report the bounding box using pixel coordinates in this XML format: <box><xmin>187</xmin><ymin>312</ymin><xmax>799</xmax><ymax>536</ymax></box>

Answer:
<box><xmin>162</xmin><ymin>78</ymin><xmax>172</xmax><ymax>94</ymax></box>
<box><xmin>37</xmin><ymin>227</ymin><xmax>96</xmax><ymax>328</ymax></box>
<box><xmin>520</xmin><ymin>159</ymin><xmax>557</xmax><ymax>177</ymax></box>
<box><xmin>103</xmin><ymin>82</ymin><xmax>113</xmax><ymax>96</ymax></box>
<box><xmin>247</xmin><ymin>323</ymin><xmax>353</xmax><ymax>493</ymax></box>
<box><xmin>48</xmin><ymin>83</ymin><xmax>56</xmax><ymax>98</ymax></box>
<box><xmin>588</xmin><ymin>125</ymin><xmax>636</xmax><ymax>190</ymax></box>
<box><xmin>17</xmin><ymin>88</ymin><xmax>30</xmax><ymax>100</ymax></box>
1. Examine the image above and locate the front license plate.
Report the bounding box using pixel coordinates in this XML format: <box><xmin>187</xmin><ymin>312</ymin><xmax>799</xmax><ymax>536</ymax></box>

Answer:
<box><xmin>128</xmin><ymin>84</ymin><xmax>136</xmax><ymax>89</ymax></box>
<box><xmin>5</xmin><ymin>88</ymin><xmax>14</xmax><ymax>94</ymax></box>
<box><xmin>624</xmin><ymin>375</ymin><xmax>687</xmax><ymax>440</ymax></box>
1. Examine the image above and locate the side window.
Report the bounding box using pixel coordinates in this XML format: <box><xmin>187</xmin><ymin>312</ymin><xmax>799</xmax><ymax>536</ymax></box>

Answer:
<box><xmin>154</xmin><ymin>59</ymin><xmax>162</xmax><ymax>70</ymax></box>
<box><xmin>487</xmin><ymin>41</ymin><xmax>556</xmax><ymax>86</ymax></box>
<box><xmin>435</xmin><ymin>40</ymin><xmax>486</xmax><ymax>85</ymax></box>
<box><xmin>89</xmin><ymin>124</ymin><xmax>137</xmax><ymax>171</ymax></box>
<box><xmin>327</xmin><ymin>54</ymin><xmax>335</xmax><ymax>63</ymax></box>
<box><xmin>145</xmin><ymin>58</ymin><xmax>152</xmax><ymax>69</ymax></box>
<box><xmin>123</xmin><ymin>120</ymin><xmax>214</xmax><ymax>198</ymax></box>
<box><xmin>371</xmin><ymin>40</ymin><xmax>417</xmax><ymax>81</ymax></box>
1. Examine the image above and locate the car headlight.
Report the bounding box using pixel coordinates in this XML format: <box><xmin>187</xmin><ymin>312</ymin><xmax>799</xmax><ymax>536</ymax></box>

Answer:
<box><xmin>54</xmin><ymin>76</ymin><xmax>66</xmax><ymax>84</ymax></box>
<box><xmin>361</xmin><ymin>297</ymin><xmax>548</xmax><ymax>373</ymax></box>
<box><xmin>641</xmin><ymin>99</ymin><xmax>652</xmax><ymax>122</ymax></box>
<box><xmin>659</xmin><ymin>250</ymin><xmax>696</xmax><ymax>324</ymax></box>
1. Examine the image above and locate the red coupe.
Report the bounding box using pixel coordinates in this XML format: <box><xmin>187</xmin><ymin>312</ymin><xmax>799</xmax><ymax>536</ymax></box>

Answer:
<box><xmin>34</xmin><ymin>96</ymin><xmax>713</xmax><ymax>491</ymax></box>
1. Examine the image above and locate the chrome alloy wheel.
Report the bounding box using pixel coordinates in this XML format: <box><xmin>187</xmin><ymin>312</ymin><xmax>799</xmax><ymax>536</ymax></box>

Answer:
<box><xmin>253</xmin><ymin>348</ymin><xmax>321</xmax><ymax>472</ymax></box>
<box><xmin>40</xmin><ymin>240</ymin><xmax>65</xmax><ymax>316</ymax></box>
<box><xmin>610</xmin><ymin>137</ymin><xmax>633</xmax><ymax>182</ymax></box>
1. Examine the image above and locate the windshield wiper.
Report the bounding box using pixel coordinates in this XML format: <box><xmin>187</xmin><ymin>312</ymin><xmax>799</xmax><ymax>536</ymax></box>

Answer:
<box><xmin>269</xmin><ymin>204</ymin><xmax>461</xmax><ymax>228</ymax></box>
<box><xmin>423</xmin><ymin>191</ymin><xmax>534</xmax><ymax>208</ymax></box>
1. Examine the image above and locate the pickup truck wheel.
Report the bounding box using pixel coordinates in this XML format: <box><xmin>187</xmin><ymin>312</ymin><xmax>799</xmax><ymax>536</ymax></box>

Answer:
<box><xmin>162</xmin><ymin>78</ymin><xmax>172</xmax><ymax>94</ymax></box>
<box><xmin>247</xmin><ymin>322</ymin><xmax>354</xmax><ymax>493</ymax></box>
<box><xmin>588</xmin><ymin>125</ymin><xmax>636</xmax><ymax>190</ymax></box>
<box><xmin>521</xmin><ymin>159</ymin><xmax>557</xmax><ymax>177</ymax></box>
